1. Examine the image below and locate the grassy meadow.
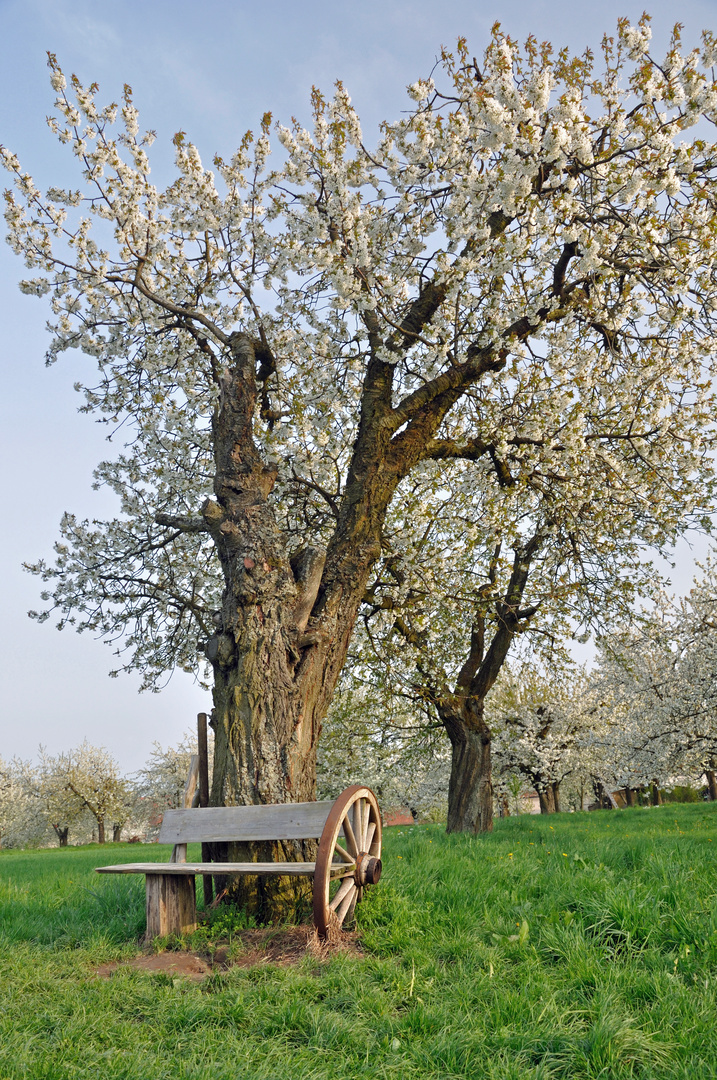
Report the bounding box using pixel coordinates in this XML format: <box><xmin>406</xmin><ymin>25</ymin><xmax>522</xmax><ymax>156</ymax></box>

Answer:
<box><xmin>1</xmin><ymin>803</ymin><xmax>717</xmax><ymax>1079</ymax></box>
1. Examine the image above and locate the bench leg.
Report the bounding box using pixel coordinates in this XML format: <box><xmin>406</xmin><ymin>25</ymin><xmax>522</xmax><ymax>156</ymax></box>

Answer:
<box><xmin>145</xmin><ymin>874</ymin><xmax>196</xmax><ymax>940</ymax></box>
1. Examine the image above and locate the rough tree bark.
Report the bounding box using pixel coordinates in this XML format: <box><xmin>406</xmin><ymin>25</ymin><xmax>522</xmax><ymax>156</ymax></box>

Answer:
<box><xmin>538</xmin><ymin>786</ymin><xmax>557</xmax><ymax>814</ymax></box>
<box><xmin>706</xmin><ymin>768</ymin><xmax>717</xmax><ymax>802</ymax></box>
<box><xmin>440</xmin><ymin>705</ymin><xmax>494</xmax><ymax>834</ymax></box>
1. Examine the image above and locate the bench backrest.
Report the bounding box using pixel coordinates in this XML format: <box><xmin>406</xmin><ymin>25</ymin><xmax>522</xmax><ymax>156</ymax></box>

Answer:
<box><xmin>158</xmin><ymin>801</ymin><xmax>336</xmax><ymax>845</ymax></box>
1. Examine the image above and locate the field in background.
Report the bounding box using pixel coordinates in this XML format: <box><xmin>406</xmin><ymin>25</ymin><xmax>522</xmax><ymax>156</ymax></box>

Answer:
<box><xmin>1</xmin><ymin>804</ymin><xmax>717</xmax><ymax>1079</ymax></box>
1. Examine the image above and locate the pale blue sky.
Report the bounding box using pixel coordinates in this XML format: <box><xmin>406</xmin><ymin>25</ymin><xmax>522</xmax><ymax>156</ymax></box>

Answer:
<box><xmin>1</xmin><ymin>0</ymin><xmax>715</xmax><ymax>771</ymax></box>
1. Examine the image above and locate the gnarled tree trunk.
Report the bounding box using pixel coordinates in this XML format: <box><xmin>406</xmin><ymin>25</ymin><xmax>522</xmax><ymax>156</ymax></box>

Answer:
<box><xmin>203</xmin><ymin>336</ymin><xmax>411</xmax><ymax>916</ymax></box>
<box><xmin>441</xmin><ymin>705</ymin><xmax>493</xmax><ymax>834</ymax></box>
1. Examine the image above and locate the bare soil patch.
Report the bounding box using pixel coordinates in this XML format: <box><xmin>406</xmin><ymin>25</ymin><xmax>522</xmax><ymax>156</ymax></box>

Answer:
<box><xmin>95</xmin><ymin>925</ymin><xmax>363</xmax><ymax>981</ymax></box>
<box><xmin>96</xmin><ymin>952</ymin><xmax>212</xmax><ymax>982</ymax></box>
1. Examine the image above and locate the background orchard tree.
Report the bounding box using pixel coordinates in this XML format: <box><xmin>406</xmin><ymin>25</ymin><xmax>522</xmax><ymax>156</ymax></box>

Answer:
<box><xmin>4</xmin><ymin>18</ymin><xmax>717</xmax><ymax>868</ymax></box>
<box><xmin>0</xmin><ymin>758</ymin><xmax>39</xmax><ymax>849</ymax></box>
<box><xmin>134</xmin><ymin>728</ymin><xmax>214</xmax><ymax>815</ymax></box>
<box><xmin>490</xmin><ymin>665</ymin><xmax>587</xmax><ymax>814</ymax></box>
<box><xmin>590</xmin><ymin>560</ymin><xmax>717</xmax><ymax>802</ymax></box>
<box><xmin>60</xmin><ymin>740</ymin><xmax>131</xmax><ymax>843</ymax></box>
<box><xmin>0</xmin><ymin>758</ymin><xmax>12</xmax><ymax>847</ymax></box>
<box><xmin>317</xmin><ymin>674</ymin><xmax>450</xmax><ymax>820</ymax></box>
<box><xmin>586</xmin><ymin>615</ymin><xmax>677</xmax><ymax>801</ymax></box>
<box><xmin>29</xmin><ymin>747</ymin><xmax>91</xmax><ymax>846</ymax></box>
<box><xmin>358</xmin><ymin>429</ymin><xmax>714</xmax><ymax>832</ymax></box>
<box><xmin>343</xmin><ymin>20</ymin><xmax>717</xmax><ymax>831</ymax></box>
<box><xmin>661</xmin><ymin>556</ymin><xmax>717</xmax><ymax>798</ymax></box>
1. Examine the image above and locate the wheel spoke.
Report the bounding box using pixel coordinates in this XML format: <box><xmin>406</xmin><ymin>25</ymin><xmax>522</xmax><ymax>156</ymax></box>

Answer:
<box><xmin>352</xmin><ymin>799</ymin><xmax>362</xmax><ymax>850</ymax></box>
<box><xmin>336</xmin><ymin>883</ymin><xmax>358</xmax><ymax>924</ymax></box>
<box><xmin>329</xmin><ymin>876</ymin><xmax>355</xmax><ymax>911</ymax></box>
<box><xmin>345</xmin><ymin>886</ymin><xmax>360</xmax><ymax>924</ymax></box>
<box><xmin>361</xmin><ymin>798</ymin><xmax>370</xmax><ymax>848</ymax></box>
<box><xmin>343</xmin><ymin>813</ymin><xmax>358</xmax><ymax>856</ymax></box>
<box><xmin>333</xmin><ymin>841</ymin><xmax>354</xmax><ymax>865</ymax></box>
<box><xmin>365</xmin><ymin>821</ymin><xmax>376</xmax><ymax>851</ymax></box>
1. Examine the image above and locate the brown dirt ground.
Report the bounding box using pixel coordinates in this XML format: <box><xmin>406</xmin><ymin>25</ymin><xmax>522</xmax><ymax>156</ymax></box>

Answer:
<box><xmin>95</xmin><ymin>925</ymin><xmax>363</xmax><ymax>982</ymax></box>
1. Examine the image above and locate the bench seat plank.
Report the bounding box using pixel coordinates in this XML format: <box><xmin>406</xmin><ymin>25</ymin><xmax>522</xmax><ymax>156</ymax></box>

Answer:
<box><xmin>96</xmin><ymin>861</ymin><xmax>355</xmax><ymax>877</ymax></box>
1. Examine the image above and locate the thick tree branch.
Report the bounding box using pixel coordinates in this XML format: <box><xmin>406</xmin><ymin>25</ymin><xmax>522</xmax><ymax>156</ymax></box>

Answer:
<box><xmin>468</xmin><ymin>530</ymin><xmax>545</xmax><ymax>703</ymax></box>
<box><xmin>155</xmin><ymin>513</ymin><xmax>209</xmax><ymax>534</ymax></box>
<box><xmin>425</xmin><ymin>436</ymin><xmax>489</xmax><ymax>461</ymax></box>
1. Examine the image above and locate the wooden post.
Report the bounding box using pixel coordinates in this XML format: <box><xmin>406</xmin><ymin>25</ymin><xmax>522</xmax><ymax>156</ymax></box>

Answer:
<box><xmin>198</xmin><ymin>714</ymin><xmax>210</xmax><ymax>807</ymax></box>
<box><xmin>197</xmin><ymin>712</ymin><xmax>214</xmax><ymax>906</ymax></box>
<box><xmin>145</xmin><ymin>874</ymin><xmax>196</xmax><ymax>939</ymax></box>
<box><xmin>182</xmin><ymin>754</ymin><xmax>199</xmax><ymax>808</ymax></box>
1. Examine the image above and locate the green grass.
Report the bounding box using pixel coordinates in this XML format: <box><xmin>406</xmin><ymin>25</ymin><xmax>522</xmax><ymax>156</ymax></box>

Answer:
<box><xmin>2</xmin><ymin>805</ymin><xmax>717</xmax><ymax>1079</ymax></box>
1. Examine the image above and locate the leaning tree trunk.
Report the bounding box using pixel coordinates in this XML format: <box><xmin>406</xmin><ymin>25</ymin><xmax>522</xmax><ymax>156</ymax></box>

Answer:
<box><xmin>441</xmin><ymin>704</ymin><xmax>493</xmax><ymax>834</ymax></box>
<box><xmin>651</xmin><ymin>781</ymin><xmax>662</xmax><ymax>806</ymax></box>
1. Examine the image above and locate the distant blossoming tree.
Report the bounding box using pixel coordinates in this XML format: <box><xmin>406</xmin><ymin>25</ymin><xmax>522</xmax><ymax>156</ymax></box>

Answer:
<box><xmin>490</xmin><ymin>666</ymin><xmax>587</xmax><ymax>814</ymax></box>
<box><xmin>317</xmin><ymin>675</ymin><xmax>450</xmax><ymax>820</ymax></box>
<box><xmin>0</xmin><ymin>758</ymin><xmax>39</xmax><ymax>849</ymax></box>
<box><xmin>4</xmin><ymin>17</ymin><xmax>717</xmax><ymax>861</ymax></box>
<box><xmin>589</xmin><ymin>557</ymin><xmax>717</xmax><ymax>801</ymax></box>
<box><xmin>134</xmin><ymin>729</ymin><xmax>213</xmax><ymax>813</ymax></box>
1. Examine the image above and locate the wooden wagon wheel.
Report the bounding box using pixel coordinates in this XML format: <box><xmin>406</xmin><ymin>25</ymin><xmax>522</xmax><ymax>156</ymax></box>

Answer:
<box><xmin>313</xmin><ymin>785</ymin><xmax>382</xmax><ymax>939</ymax></box>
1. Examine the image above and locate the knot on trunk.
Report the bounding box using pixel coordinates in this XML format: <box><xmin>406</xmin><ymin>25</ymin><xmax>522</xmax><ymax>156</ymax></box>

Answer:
<box><xmin>290</xmin><ymin>545</ymin><xmax>326</xmax><ymax>631</ymax></box>
<box><xmin>204</xmin><ymin>632</ymin><xmax>236</xmax><ymax>669</ymax></box>
<box><xmin>202</xmin><ymin>498</ymin><xmax>226</xmax><ymax>527</ymax></box>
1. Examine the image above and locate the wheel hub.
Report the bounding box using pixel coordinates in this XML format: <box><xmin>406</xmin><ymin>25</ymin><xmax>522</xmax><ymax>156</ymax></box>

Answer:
<box><xmin>355</xmin><ymin>852</ymin><xmax>382</xmax><ymax>886</ymax></box>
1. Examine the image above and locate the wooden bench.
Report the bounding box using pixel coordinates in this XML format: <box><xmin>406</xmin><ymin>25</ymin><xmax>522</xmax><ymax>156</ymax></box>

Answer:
<box><xmin>96</xmin><ymin>785</ymin><xmax>382</xmax><ymax>940</ymax></box>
